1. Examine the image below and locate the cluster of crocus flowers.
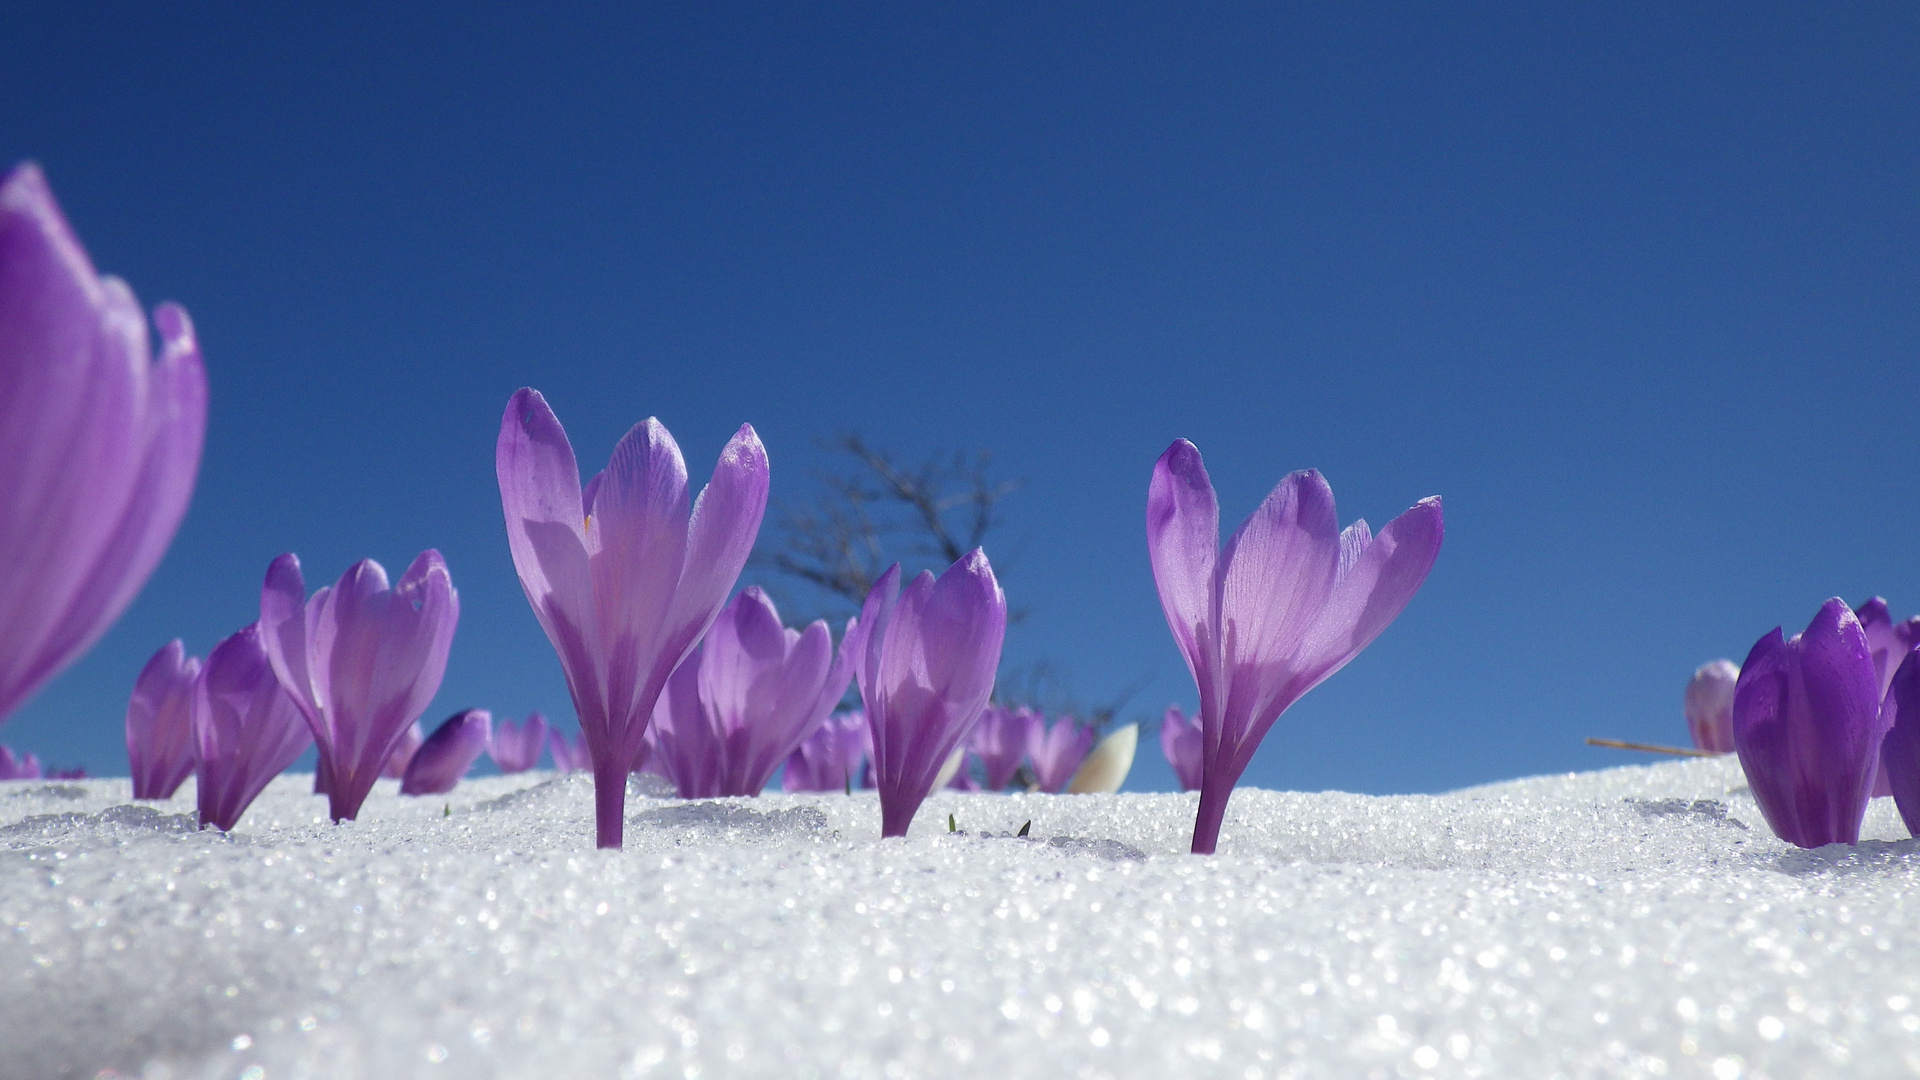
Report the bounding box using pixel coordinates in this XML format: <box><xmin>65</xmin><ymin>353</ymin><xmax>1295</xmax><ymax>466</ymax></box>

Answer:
<box><xmin>497</xmin><ymin>389</ymin><xmax>768</xmax><ymax>848</ymax></box>
<box><xmin>260</xmin><ymin>551</ymin><xmax>460</xmax><ymax>822</ymax></box>
<box><xmin>646</xmin><ymin>588</ymin><xmax>855</xmax><ymax>798</ymax></box>
<box><xmin>1148</xmin><ymin>440</ymin><xmax>1443</xmax><ymax>854</ymax></box>
<box><xmin>0</xmin><ymin>164</ymin><xmax>208</xmax><ymax>731</ymax></box>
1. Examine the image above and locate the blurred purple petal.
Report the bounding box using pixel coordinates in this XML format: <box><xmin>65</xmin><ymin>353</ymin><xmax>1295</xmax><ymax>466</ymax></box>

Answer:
<box><xmin>783</xmin><ymin>710</ymin><xmax>871</xmax><ymax>792</ymax></box>
<box><xmin>548</xmin><ymin>728</ymin><xmax>590</xmax><ymax>772</ymax></box>
<box><xmin>1683</xmin><ymin>659</ymin><xmax>1740</xmax><ymax>754</ymax></box>
<box><xmin>858</xmin><ymin>551</ymin><xmax>1007</xmax><ymax>838</ymax></box>
<box><xmin>968</xmin><ymin>705</ymin><xmax>1040</xmax><ymax>791</ymax></box>
<box><xmin>1160</xmin><ymin>705</ymin><xmax>1204</xmax><ymax>792</ymax></box>
<box><xmin>195</xmin><ymin>623</ymin><xmax>313</xmax><ymax>831</ymax></box>
<box><xmin>1028</xmin><ymin>715</ymin><xmax>1094</xmax><ymax>794</ymax></box>
<box><xmin>1878</xmin><ymin>645</ymin><xmax>1920</xmax><ymax>836</ymax></box>
<box><xmin>401</xmin><ymin>709</ymin><xmax>492</xmax><ymax>795</ymax></box>
<box><xmin>258</xmin><ymin>551</ymin><xmax>458</xmax><ymax>821</ymax></box>
<box><xmin>126</xmin><ymin>639</ymin><xmax>201</xmax><ymax>799</ymax></box>
<box><xmin>497</xmin><ymin>391</ymin><xmax>766</xmax><ymax>848</ymax></box>
<box><xmin>381</xmin><ymin>721</ymin><xmax>425</xmax><ymax>779</ymax></box>
<box><xmin>0</xmin><ymin>745</ymin><xmax>42</xmax><ymax>780</ymax></box>
<box><xmin>0</xmin><ymin>164</ymin><xmax>207</xmax><ymax>726</ymax></box>
<box><xmin>491</xmin><ymin>712</ymin><xmax>549</xmax><ymax>773</ymax></box>
<box><xmin>1732</xmin><ymin>599</ymin><xmax>1884</xmax><ymax>848</ymax></box>
<box><xmin>1148</xmin><ymin>440</ymin><xmax>1441</xmax><ymax>854</ymax></box>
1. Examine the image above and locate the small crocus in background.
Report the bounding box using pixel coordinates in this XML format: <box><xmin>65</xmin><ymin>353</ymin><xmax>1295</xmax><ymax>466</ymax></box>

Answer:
<box><xmin>1856</xmin><ymin>598</ymin><xmax>1920</xmax><ymax>695</ymax></box>
<box><xmin>0</xmin><ymin>163</ymin><xmax>209</xmax><ymax>730</ymax></box>
<box><xmin>0</xmin><ymin>745</ymin><xmax>42</xmax><ymax>780</ymax></box>
<box><xmin>1683</xmin><ymin>660</ymin><xmax>1740</xmax><ymax>754</ymax></box>
<box><xmin>194</xmin><ymin>623</ymin><xmax>313</xmax><ymax>832</ymax></box>
<box><xmin>1066</xmin><ymin>723</ymin><xmax>1137</xmax><ymax>793</ymax></box>
<box><xmin>1148</xmin><ymin>440</ymin><xmax>1443</xmax><ymax>855</ymax></box>
<box><xmin>854</xmin><ymin>553</ymin><xmax>1007</xmax><ymax>838</ymax></box>
<box><xmin>1875</xmin><ymin>644</ymin><xmax>1920</xmax><ymax>835</ymax></box>
<box><xmin>401</xmin><ymin>709</ymin><xmax>492</xmax><ymax>796</ymax></box>
<box><xmin>1731</xmin><ymin>598</ymin><xmax>1885</xmax><ymax>848</ymax></box>
<box><xmin>1160</xmin><ymin>705</ymin><xmax>1203</xmax><ymax>792</ymax></box>
<box><xmin>259</xmin><ymin>551</ymin><xmax>459</xmax><ymax>823</ymax></box>
<box><xmin>47</xmin><ymin>765</ymin><xmax>86</xmax><ymax>779</ymax></box>
<box><xmin>1028</xmin><ymin>715</ymin><xmax>1094</xmax><ymax>793</ymax></box>
<box><xmin>497</xmin><ymin>388</ymin><xmax>767</xmax><ymax>848</ymax></box>
<box><xmin>491</xmin><ymin>712</ymin><xmax>550</xmax><ymax>773</ymax></box>
<box><xmin>649</xmin><ymin>588</ymin><xmax>855</xmax><ymax>798</ymax></box>
<box><xmin>549</xmin><ymin>728</ymin><xmax>590</xmax><ymax>772</ymax></box>
<box><xmin>782</xmin><ymin>710</ymin><xmax>870</xmax><ymax>792</ymax></box>
<box><xmin>968</xmin><ymin>705</ymin><xmax>1040</xmax><ymax>791</ymax></box>
<box><xmin>126</xmin><ymin>640</ymin><xmax>202</xmax><ymax>799</ymax></box>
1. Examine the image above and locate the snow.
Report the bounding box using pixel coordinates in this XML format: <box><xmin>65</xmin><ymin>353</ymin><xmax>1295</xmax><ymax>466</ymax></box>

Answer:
<box><xmin>4</xmin><ymin>755</ymin><xmax>1919</xmax><ymax>1079</ymax></box>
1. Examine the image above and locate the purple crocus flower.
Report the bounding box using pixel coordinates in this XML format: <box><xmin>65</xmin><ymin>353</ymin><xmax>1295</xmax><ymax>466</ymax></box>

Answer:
<box><xmin>1160</xmin><ymin>705</ymin><xmax>1204</xmax><ymax>792</ymax></box>
<box><xmin>968</xmin><ymin>705</ymin><xmax>1040</xmax><ymax>791</ymax></box>
<box><xmin>491</xmin><ymin>712</ymin><xmax>550</xmax><ymax>773</ymax></box>
<box><xmin>649</xmin><ymin>588</ymin><xmax>855</xmax><ymax>798</ymax></box>
<box><xmin>259</xmin><ymin>551</ymin><xmax>459</xmax><ymax>823</ymax></box>
<box><xmin>1148</xmin><ymin>440</ymin><xmax>1443</xmax><ymax>854</ymax></box>
<box><xmin>1029</xmin><ymin>715</ymin><xmax>1094</xmax><ymax>794</ymax></box>
<box><xmin>854</xmin><ymin>552</ymin><xmax>1007</xmax><ymax>838</ymax></box>
<box><xmin>496</xmin><ymin>388</ymin><xmax>768</xmax><ymax>848</ymax></box>
<box><xmin>549</xmin><ymin>728</ymin><xmax>590</xmax><ymax>773</ymax></box>
<box><xmin>401</xmin><ymin>709</ymin><xmax>492</xmax><ymax>796</ymax></box>
<box><xmin>1683</xmin><ymin>659</ymin><xmax>1740</xmax><ymax>754</ymax></box>
<box><xmin>0</xmin><ymin>164</ymin><xmax>209</xmax><ymax>728</ymax></box>
<box><xmin>1731</xmin><ymin>599</ymin><xmax>1885</xmax><ymax>848</ymax></box>
<box><xmin>126</xmin><ymin>640</ymin><xmax>202</xmax><ymax>799</ymax></box>
<box><xmin>0</xmin><ymin>745</ymin><xmax>42</xmax><ymax>780</ymax></box>
<box><xmin>782</xmin><ymin>710</ymin><xmax>871</xmax><ymax>792</ymax></box>
<box><xmin>1859</xmin><ymin>599</ymin><xmax>1920</xmax><ymax>797</ymax></box>
<box><xmin>194</xmin><ymin>623</ymin><xmax>314</xmax><ymax>832</ymax></box>
<box><xmin>1877</xmin><ymin>644</ymin><xmax>1920</xmax><ymax>836</ymax></box>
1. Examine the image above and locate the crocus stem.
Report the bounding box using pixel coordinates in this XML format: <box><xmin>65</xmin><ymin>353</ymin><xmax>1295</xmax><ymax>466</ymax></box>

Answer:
<box><xmin>594</xmin><ymin>759</ymin><xmax>627</xmax><ymax>849</ymax></box>
<box><xmin>880</xmin><ymin>798</ymin><xmax>917</xmax><ymax>839</ymax></box>
<box><xmin>1191</xmin><ymin>780</ymin><xmax>1231</xmax><ymax>855</ymax></box>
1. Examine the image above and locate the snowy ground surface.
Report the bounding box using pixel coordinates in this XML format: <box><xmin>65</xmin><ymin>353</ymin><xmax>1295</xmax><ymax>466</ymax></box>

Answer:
<box><xmin>4</xmin><ymin>756</ymin><xmax>1919</xmax><ymax>1080</ymax></box>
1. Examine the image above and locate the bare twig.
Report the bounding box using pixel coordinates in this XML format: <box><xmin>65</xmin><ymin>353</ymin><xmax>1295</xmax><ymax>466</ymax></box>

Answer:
<box><xmin>1585</xmin><ymin>737</ymin><xmax>1718</xmax><ymax>758</ymax></box>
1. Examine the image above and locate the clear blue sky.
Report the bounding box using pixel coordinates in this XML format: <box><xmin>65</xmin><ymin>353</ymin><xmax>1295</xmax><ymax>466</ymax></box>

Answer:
<box><xmin>3</xmin><ymin>3</ymin><xmax>1915</xmax><ymax>793</ymax></box>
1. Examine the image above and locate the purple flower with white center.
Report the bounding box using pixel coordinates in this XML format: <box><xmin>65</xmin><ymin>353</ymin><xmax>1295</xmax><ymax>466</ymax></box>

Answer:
<box><xmin>1877</xmin><ymin>644</ymin><xmax>1920</xmax><ymax>836</ymax></box>
<box><xmin>1160</xmin><ymin>705</ymin><xmax>1204</xmax><ymax>792</ymax></box>
<box><xmin>259</xmin><ymin>551</ymin><xmax>459</xmax><ymax>823</ymax></box>
<box><xmin>1028</xmin><ymin>715</ymin><xmax>1094</xmax><ymax>793</ymax></box>
<box><xmin>854</xmin><ymin>552</ymin><xmax>1007</xmax><ymax>838</ymax></box>
<box><xmin>497</xmin><ymin>388</ymin><xmax>767</xmax><ymax>849</ymax></box>
<box><xmin>968</xmin><ymin>705</ymin><xmax>1040</xmax><ymax>791</ymax></box>
<box><xmin>1148</xmin><ymin>440</ymin><xmax>1443</xmax><ymax>854</ymax></box>
<box><xmin>549</xmin><ymin>728</ymin><xmax>590</xmax><ymax>772</ymax></box>
<box><xmin>127</xmin><ymin>640</ymin><xmax>202</xmax><ymax>799</ymax></box>
<box><xmin>194</xmin><ymin>623</ymin><xmax>314</xmax><ymax>832</ymax></box>
<box><xmin>649</xmin><ymin>588</ymin><xmax>855</xmax><ymax>798</ymax></box>
<box><xmin>491</xmin><ymin>712</ymin><xmax>550</xmax><ymax>773</ymax></box>
<box><xmin>1683</xmin><ymin>659</ymin><xmax>1740</xmax><ymax>754</ymax></box>
<box><xmin>0</xmin><ymin>164</ymin><xmax>208</xmax><ymax>729</ymax></box>
<box><xmin>0</xmin><ymin>745</ymin><xmax>42</xmax><ymax>780</ymax></box>
<box><xmin>401</xmin><ymin>709</ymin><xmax>492</xmax><ymax>796</ymax></box>
<box><xmin>783</xmin><ymin>710</ymin><xmax>871</xmax><ymax>792</ymax></box>
<box><xmin>1731</xmin><ymin>599</ymin><xmax>1885</xmax><ymax>848</ymax></box>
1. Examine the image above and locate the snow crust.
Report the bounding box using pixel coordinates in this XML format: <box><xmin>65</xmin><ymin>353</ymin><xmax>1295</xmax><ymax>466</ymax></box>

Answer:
<box><xmin>4</xmin><ymin>755</ymin><xmax>1919</xmax><ymax>1079</ymax></box>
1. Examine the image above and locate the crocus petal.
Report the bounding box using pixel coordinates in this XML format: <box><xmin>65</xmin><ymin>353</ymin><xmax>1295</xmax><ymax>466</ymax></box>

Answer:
<box><xmin>381</xmin><ymin>721</ymin><xmax>425</xmax><ymax>779</ymax></box>
<box><xmin>969</xmin><ymin>705</ymin><xmax>1040</xmax><ymax>791</ymax></box>
<box><xmin>1732</xmin><ymin>599</ymin><xmax>1885</xmax><ymax>848</ymax></box>
<box><xmin>0</xmin><ymin>164</ymin><xmax>207</xmax><ymax>724</ymax></box>
<box><xmin>783</xmin><ymin>710</ymin><xmax>870</xmax><ymax>792</ymax></box>
<box><xmin>860</xmin><ymin>551</ymin><xmax>1007</xmax><ymax>838</ymax></box>
<box><xmin>0</xmin><ymin>746</ymin><xmax>44</xmax><ymax>780</ymax></box>
<box><xmin>1684</xmin><ymin>659</ymin><xmax>1741</xmax><ymax>753</ymax></box>
<box><xmin>401</xmin><ymin>709</ymin><xmax>493</xmax><ymax>795</ymax></box>
<box><xmin>1029</xmin><ymin>716</ymin><xmax>1096</xmax><ymax>793</ymax></box>
<box><xmin>1068</xmin><ymin>723</ymin><xmax>1138</xmax><ymax>794</ymax></box>
<box><xmin>1145</xmin><ymin>440</ymin><xmax>1221</xmax><ymax>699</ymax></box>
<box><xmin>650</xmin><ymin>655</ymin><xmax>721</xmax><ymax>797</ymax></box>
<box><xmin>490</xmin><ymin>712</ymin><xmax>549</xmax><ymax>773</ymax></box>
<box><xmin>1878</xmin><ymin>645</ymin><xmax>1920</xmax><ymax>836</ymax></box>
<box><xmin>195</xmin><ymin>623</ymin><xmax>313</xmax><ymax>832</ymax></box>
<box><xmin>1159</xmin><ymin>705</ymin><xmax>1204</xmax><ymax>792</ymax></box>
<box><xmin>126</xmin><ymin>639</ymin><xmax>201</xmax><ymax>799</ymax></box>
